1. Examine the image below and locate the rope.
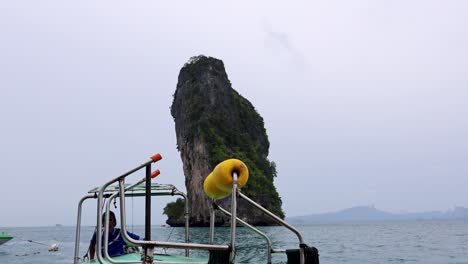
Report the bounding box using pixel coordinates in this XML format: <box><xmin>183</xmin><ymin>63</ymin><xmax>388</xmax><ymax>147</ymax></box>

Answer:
<box><xmin>160</xmin><ymin>227</ymin><xmax>176</xmax><ymax>255</ymax></box>
<box><xmin>15</xmin><ymin>237</ymin><xmax>59</xmax><ymax>252</ymax></box>
<box><xmin>166</xmin><ymin>227</ymin><xmax>175</xmax><ymax>242</ymax></box>
<box><xmin>28</xmin><ymin>240</ymin><xmax>49</xmax><ymax>246</ymax></box>
<box><xmin>16</xmin><ymin>238</ymin><xmax>49</xmax><ymax>246</ymax></box>
<box><xmin>140</xmin><ymin>254</ymin><xmax>154</xmax><ymax>262</ymax></box>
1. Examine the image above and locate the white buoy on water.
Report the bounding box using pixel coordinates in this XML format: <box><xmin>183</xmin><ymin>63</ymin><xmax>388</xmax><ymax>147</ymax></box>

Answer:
<box><xmin>48</xmin><ymin>243</ymin><xmax>59</xmax><ymax>252</ymax></box>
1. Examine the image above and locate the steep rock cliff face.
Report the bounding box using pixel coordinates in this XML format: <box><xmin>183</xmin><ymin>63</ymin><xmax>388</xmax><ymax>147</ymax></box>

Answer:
<box><xmin>169</xmin><ymin>55</ymin><xmax>284</xmax><ymax>226</ymax></box>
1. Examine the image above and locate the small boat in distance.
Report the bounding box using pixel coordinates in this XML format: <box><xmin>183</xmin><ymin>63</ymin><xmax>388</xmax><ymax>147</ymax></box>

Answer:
<box><xmin>0</xmin><ymin>232</ymin><xmax>13</xmax><ymax>245</ymax></box>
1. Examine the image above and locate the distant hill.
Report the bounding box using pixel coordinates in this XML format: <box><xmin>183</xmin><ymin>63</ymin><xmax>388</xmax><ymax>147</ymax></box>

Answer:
<box><xmin>286</xmin><ymin>206</ymin><xmax>468</xmax><ymax>224</ymax></box>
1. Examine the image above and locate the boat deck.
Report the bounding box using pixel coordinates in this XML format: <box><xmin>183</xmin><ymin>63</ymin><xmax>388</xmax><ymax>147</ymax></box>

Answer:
<box><xmin>87</xmin><ymin>253</ymin><xmax>208</xmax><ymax>263</ymax></box>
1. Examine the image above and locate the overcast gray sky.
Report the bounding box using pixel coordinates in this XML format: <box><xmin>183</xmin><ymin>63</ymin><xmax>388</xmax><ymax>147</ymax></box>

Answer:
<box><xmin>0</xmin><ymin>1</ymin><xmax>467</xmax><ymax>227</ymax></box>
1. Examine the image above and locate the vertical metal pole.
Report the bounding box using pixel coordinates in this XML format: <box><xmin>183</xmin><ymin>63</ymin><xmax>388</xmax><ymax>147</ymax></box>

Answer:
<box><xmin>184</xmin><ymin>195</ymin><xmax>190</xmax><ymax>257</ymax></box>
<box><xmin>229</xmin><ymin>173</ymin><xmax>238</xmax><ymax>264</ymax></box>
<box><xmin>103</xmin><ymin>197</ymin><xmax>112</xmax><ymax>262</ymax></box>
<box><xmin>74</xmin><ymin>195</ymin><xmax>93</xmax><ymax>264</ymax></box>
<box><xmin>144</xmin><ymin>164</ymin><xmax>154</xmax><ymax>264</ymax></box>
<box><xmin>73</xmin><ymin>202</ymin><xmax>82</xmax><ymax>264</ymax></box>
<box><xmin>96</xmin><ymin>192</ymin><xmax>105</xmax><ymax>264</ymax></box>
<box><xmin>209</xmin><ymin>201</ymin><xmax>215</xmax><ymax>244</ymax></box>
<box><xmin>145</xmin><ymin>164</ymin><xmax>151</xmax><ymax>240</ymax></box>
<box><xmin>300</xmin><ymin>247</ymin><xmax>305</xmax><ymax>264</ymax></box>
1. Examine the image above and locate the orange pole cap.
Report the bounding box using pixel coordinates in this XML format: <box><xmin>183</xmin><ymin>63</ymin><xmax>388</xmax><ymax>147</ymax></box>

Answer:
<box><xmin>151</xmin><ymin>169</ymin><xmax>161</xmax><ymax>178</ymax></box>
<box><xmin>150</xmin><ymin>153</ymin><xmax>162</xmax><ymax>162</ymax></box>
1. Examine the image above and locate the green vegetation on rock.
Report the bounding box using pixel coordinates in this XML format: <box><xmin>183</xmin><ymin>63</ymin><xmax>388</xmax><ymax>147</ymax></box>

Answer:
<box><xmin>168</xmin><ymin>55</ymin><xmax>284</xmax><ymax>225</ymax></box>
<box><xmin>163</xmin><ymin>198</ymin><xmax>185</xmax><ymax>226</ymax></box>
<box><xmin>200</xmin><ymin>89</ymin><xmax>284</xmax><ymax>218</ymax></box>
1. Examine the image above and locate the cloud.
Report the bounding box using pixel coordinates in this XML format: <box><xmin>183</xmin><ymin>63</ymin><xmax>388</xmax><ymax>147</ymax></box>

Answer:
<box><xmin>262</xmin><ymin>22</ymin><xmax>307</xmax><ymax>70</ymax></box>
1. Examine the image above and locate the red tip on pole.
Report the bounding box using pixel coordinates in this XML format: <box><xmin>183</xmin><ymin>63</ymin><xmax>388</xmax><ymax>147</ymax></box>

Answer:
<box><xmin>151</xmin><ymin>169</ymin><xmax>161</xmax><ymax>179</ymax></box>
<box><xmin>150</xmin><ymin>153</ymin><xmax>162</xmax><ymax>162</ymax></box>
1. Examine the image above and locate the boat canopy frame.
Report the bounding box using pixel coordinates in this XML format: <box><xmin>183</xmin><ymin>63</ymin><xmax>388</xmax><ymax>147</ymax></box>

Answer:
<box><xmin>74</xmin><ymin>154</ymin><xmax>232</xmax><ymax>264</ymax></box>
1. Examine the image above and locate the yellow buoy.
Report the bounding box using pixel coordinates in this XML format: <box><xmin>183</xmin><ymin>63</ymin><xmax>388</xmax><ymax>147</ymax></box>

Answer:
<box><xmin>203</xmin><ymin>159</ymin><xmax>249</xmax><ymax>200</ymax></box>
<box><xmin>203</xmin><ymin>172</ymin><xmax>230</xmax><ymax>200</ymax></box>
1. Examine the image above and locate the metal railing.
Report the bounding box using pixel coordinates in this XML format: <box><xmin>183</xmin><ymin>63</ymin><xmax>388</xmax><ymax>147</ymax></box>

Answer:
<box><xmin>215</xmin><ymin>204</ymin><xmax>273</xmax><ymax>264</ymax></box>
<box><xmin>209</xmin><ymin>190</ymin><xmax>306</xmax><ymax>264</ymax></box>
<box><xmin>238</xmin><ymin>191</ymin><xmax>306</xmax><ymax>264</ymax></box>
<box><xmin>74</xmin><ymin>154</ymin><xmax>231</xmax><ymax>264</ymax></box>
<box><xmin>75</xmin><ymin>154</ymin><xmax>310</xmax><ymax>264</ymax></box>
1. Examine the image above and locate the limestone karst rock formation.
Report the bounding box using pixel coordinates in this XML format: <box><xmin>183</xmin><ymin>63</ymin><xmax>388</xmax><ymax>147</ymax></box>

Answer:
<box><xmin>167</xmin><ymin>55</ymin><xmax>284</xmax><ymax>226</ymax></box>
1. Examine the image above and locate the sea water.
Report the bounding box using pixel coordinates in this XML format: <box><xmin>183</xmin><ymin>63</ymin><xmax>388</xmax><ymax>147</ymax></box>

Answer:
<box><xmin>1</xmin><ymin>220</ymin><xmax>467</xmax><ymax>263</ymax></box>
